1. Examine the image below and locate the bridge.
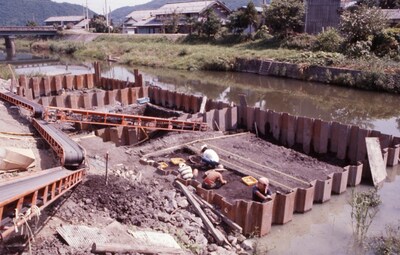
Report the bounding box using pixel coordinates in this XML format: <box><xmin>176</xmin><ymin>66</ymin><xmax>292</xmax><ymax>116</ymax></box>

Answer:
<box><xmin>0</xmin><ymin>26</ymin><xmax>58</xmax><ymax>55</ymax></box>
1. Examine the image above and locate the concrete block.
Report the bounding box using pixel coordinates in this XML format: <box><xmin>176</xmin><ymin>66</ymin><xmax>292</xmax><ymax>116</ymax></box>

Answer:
<box><xmin>356</xmin><ymin>129</ymin><xmax>370</xmax><ymax>162</ymax></box>
<box><xmin>347</xmin><ymin>162</ymin><xmax>363</xmax><ymax>187</ymax></box>
<box><xmin>313</xmin><ymin>119</ymin><xmax>330</xmax><ymax>154</ymax></box>
<box><xmin>313</xmin><ymin>174</ymin><xmax>333</xmax><ymax>203</ymax></box>
<box><xmin>216</xmin><ymin>108</ymin><xmax>227</xmax><ymax>132</ymax></box>
<box><xmin>246</xmin><ymin>107</ymin><xmax>255</xmax><ymax>132</ymax></box>
<box><xmin>302</xmin><ymin>117</ymin><xmax>314</xmax><ymax>154</ymax></box>
<box><xmin>272</xmin><ymin>191</ymin><xmax>295</xmax><ymax>224</ymax></box>
<box><xmin>337</xmin><ymin>124</ymin><xmax>350</xmax><ymax>160</ymax></box>
<box><xmin>347</xmin><ymin>126</ymin><xmax>359</xmax><ymax>164</ymax></box>
<box><xmin>272</xmin><ymin>111</ymin><xmax>282</xmax><ymax>141</ymax></box>
<box><xmin>332</xmin><ymin>168</ymin><xmax>349</xmax><ymax>194</ymax></box>
<box><xmin>31</xmin><ymin>77</ymin><xmax>40</xmax><ymax>99</ymax></box>
<box><xmin>294</xmin><ymin>184</ymin><xmax>315</xmax><ymax>213</ymax></box>
<box><xmin>65</xmin><ymin>75</ymin><xmax>74</xmax><ymax>90</ymax></box>
<box><xmin>330</xmin><ymin>122</ymin><xmax>340</xmax><ymax>153</ymax></box>
<box><xmin>387</xmin><ymin>144</ymin><xmax>399</xmax><ymax>166</ymax></box>
<box><xmin>43</xmin><ymin>76</ymin><xmax>51</xmax><ymax>96</ymax></box>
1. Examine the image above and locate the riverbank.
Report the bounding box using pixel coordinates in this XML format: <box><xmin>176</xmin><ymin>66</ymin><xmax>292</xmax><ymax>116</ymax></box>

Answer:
<box><xmin>9</xmin><ymin>34</ymin><xmax>400</xmax><ymax>93</ymax></box>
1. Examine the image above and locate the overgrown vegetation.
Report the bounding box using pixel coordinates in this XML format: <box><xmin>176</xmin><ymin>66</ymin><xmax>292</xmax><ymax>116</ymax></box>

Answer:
<box><xmin>0</xmin><ymin>64</ymin><xmax>14</xmax><ymax>80</ymax></box>
<box><xmin>369</xmin><ymin>222</ymin><xmax>400</xmax><ymax>255</ymax></box>
<box><xmin>349</xmin><ymin>188</ymin><xmax>381</xmax><ymax>244</ymax></box>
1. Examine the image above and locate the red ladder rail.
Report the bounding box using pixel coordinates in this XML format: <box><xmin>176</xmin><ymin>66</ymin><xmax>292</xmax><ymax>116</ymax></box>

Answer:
<box><xmin>0</xmin><ymin>168</ymin><xmax>85</xmax><ymax>239</ymax></box>
<box><xmin>44</xmin><ymin>106</ymin><xmax>209</xmax><ymax>132</ymax></box>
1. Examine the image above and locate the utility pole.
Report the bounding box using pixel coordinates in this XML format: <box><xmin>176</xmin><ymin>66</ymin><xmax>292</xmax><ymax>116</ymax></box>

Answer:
<box><xmin>86</xmin><ymin>0</ymin><xmax>89</xmax><ymax>31</ymax></box>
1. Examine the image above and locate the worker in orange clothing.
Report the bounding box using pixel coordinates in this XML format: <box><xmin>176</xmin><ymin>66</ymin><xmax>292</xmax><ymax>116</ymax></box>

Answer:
<box><xmin>202</xmin><ymin>169</ymin><xmax>227</xmax><ymax>190</ymax></box>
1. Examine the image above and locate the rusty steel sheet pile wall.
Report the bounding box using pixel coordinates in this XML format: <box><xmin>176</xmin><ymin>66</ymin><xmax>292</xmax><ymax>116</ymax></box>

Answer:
<box><xmin>30</xmin><ymin>87</ymin><xmax>148</xmax><ymax>109</ymax></box>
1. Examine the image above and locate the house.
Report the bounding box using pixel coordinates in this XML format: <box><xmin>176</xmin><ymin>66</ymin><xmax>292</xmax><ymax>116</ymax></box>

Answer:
<box><xmin>123</xmin><ymin>1</ymin><xmax>231</xmax><ymax>34</ymax></box>
<box><xmin>44</xmin><ymin>16</ymin><xmax>89</xmax><ymax>29</ymax></box>
<box><xmin>382</xmin><ymin>9</ymin><xmax>400</xmax><ymax>27</ymax></box>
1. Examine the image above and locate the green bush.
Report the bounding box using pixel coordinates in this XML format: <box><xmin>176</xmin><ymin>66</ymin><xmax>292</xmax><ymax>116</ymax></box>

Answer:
<box><xmin>282</xmin><ymin>33</ymin><xmax>316</xmax><ymax>50</ymax></box>
<box><xmin>49</xmin><ymin>41</ymin><xmax>84</xmax><ymax>55</ymax></box>
<box><xmin>254</xmin><ymin>25</ymin><xmax>273</xmax><ymax>40</ymax></box>
<box><xmin>344</xmin><ymin>41</ymin><xmax>372</xmax><ymax>58</ymax></box>
<box><xmin>313</xmin><ymin>28</ymin><xmax>343</xmax><ymax>52</ymax></box>
<box><xmin>371</xmin><ymin>31</ymin><xmax>400</xmax><ymax>58</ymax></box>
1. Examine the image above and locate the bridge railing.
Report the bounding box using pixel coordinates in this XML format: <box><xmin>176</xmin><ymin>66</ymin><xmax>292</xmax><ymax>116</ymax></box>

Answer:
<box><xmin>0</xmin><ymin>26</ymin><xmax>57</xmax><ymax>32</ymax></box>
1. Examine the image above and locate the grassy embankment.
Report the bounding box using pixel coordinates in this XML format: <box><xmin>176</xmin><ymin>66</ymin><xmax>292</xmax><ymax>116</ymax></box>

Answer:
<box><xmin>26</xmin><ymin>34</ymin><xmax>400</xmax><ymax>75</ymax></box>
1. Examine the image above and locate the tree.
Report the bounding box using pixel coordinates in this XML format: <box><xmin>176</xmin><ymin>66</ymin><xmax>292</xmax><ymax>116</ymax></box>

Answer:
<box><xmin>25</xmin><ymin>20</ymin><xmax>37</xmax><ymax>27</ymax></box>
<box><xmin>357</xmin><ymin>0</ymin><xmax>400</xmax><ymax>8</ymax></box>
<box><xmin>198</xmin><ymin>8</ymin><xmax>221</xmax><ymax>37</ymax></box>
<box><xmin>228</xmin><ymin>10</ymin><xmax>248</xmax><ymax>34</ymax></box>
<box><xmin>264</xmin><ymin>0</ymin><xmax>304</xmax><ymax>37</ymax></box>
<box><xmin>89</xmin><ymin>14</ymin><xmax>109</xmax><ymax>33</ymax></box>
<box><xmin>165</xmin><ymin>12</ymin><xmax>180</xmax><ymax>33</ymax></box>
<box><xmin>339</xmin><ymin>5</ymin><xmax>387</xmax><ymax>44</ymax></box>
<box><xmin>243</xmin><ymin>1</ymin><xmax>259</xmax><ymax>34</ymax></box>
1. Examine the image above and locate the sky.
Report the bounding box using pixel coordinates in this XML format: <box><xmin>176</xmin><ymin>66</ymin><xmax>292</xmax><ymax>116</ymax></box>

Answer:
<box><xmin>52</xmin><ymin>0</ymin><xmax>151</xmax><ymax>14</ymax></box>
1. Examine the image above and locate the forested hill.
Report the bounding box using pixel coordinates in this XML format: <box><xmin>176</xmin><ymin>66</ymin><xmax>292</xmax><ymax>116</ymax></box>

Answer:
<box><xmin>0</xmin><ymin>0</ymin><xmax>95</xmax><ymax>26</ymax></box>
<box><xmin>111</xmin><ymin>0</ymin><xmax>269</xmax><ymax>24</ymax></box>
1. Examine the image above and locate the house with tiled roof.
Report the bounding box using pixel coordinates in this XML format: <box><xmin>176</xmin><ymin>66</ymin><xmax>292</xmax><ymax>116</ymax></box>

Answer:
<box><xmin>123</xmin><ymin>1</ymin><xmax>230</xmax><ymax>34</ymax></box>
<box><xmin>44</xmin><ymin>16</ymin><xmax>89</xmax><ymax>29</ymax></box>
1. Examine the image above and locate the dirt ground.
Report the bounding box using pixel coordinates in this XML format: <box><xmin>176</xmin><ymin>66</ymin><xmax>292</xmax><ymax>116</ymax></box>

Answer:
<box><xmin>0</xmin><ymin>78</ymin><xmax>347</xmax><ymax>254</ymax></box>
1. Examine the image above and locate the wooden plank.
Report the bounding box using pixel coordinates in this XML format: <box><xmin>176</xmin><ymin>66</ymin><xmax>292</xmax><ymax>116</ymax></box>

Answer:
<box><xmin>175</xmin><ymin>181</ymin><xmax>226</xmax><ymax>245</ymax></box>
<box><xmin>366</xmin><ymin>137</ymin><xmax>387</xmax><ymax>186</ymax></box>
<box><xmin>92</xmin><ymin>243</ymin><xmax>183</xmax><ymax>255</ymax></box>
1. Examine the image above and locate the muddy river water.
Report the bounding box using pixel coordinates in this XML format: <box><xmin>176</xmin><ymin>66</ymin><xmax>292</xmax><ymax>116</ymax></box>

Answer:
<box><xmin>14</xmin><ymin>62</ymin><xmax>400</xmax><ymax>254</ymax></box>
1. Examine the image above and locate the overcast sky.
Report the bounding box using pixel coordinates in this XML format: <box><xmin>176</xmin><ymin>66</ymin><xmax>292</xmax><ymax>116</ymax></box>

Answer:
<box><xmin>52</xmin><ymin>0</ymin><xmax>151</xmax><ymax>14</ymax></box>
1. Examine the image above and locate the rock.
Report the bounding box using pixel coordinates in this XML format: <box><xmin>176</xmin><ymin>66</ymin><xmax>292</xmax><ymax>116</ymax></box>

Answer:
<box><xmin>237</xmin><ymin>234</ymin><xmax>247</xmax><ymax>243</ymax></box>
<box><xmin>241</xmin><ymin>239</ymin><xmax>255</xmax><ymax>251</ymax></box>
<box><xmin>157</xmin><ymin>212</ymin><xmax>171</xmax><ymax>222</ymax></box>
<box><xmin>228</xmin><ymin>235</ymin><xmax>238</xmax><ymax>246</ymax></box>
<box><xmin>84</xmin><ymin>198</ymin><xmax>92</xmax><ymax>204</ymax></box>
<box><xmin>177</xmin><ymin>198</ymin><xmax>189</xmax><ymax>208</ymax></box>
<box><xmin>208</xmin><ymin>243</ymin><xmax>218</xmax><ymax>252</ymax></box>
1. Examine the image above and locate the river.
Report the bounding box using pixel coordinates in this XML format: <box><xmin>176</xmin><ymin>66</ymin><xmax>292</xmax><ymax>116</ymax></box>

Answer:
<box><xmin>13</xmin><ymin>60</ymin><xmax>400</xmax><ymax>255</ymax></box>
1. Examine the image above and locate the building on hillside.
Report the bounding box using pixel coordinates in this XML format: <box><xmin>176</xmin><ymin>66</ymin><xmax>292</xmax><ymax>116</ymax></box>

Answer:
<box><xmin>123</xmin><ymin>0</ymin><xmax>230</xmax><ymax>34</ymax></box>
<box><xmin>44</xmin><ymin>16</ymin><xmax>89</xmax><ymax>29</ymax></box>
<box><xmin>305</xmin><ymin>0</ymin><xmax>341</xmax><ymax>34</ymax></box>
<box><xmin>382</xmin><ymin>9</ymin><xmax>400</xmax><ymax>27</ymax></box>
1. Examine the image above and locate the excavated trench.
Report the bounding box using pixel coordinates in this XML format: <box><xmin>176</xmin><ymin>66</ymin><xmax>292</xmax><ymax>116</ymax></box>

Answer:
<box><xmin>13</xmin><ymin>68</ymin><xmax>400</xmax><ymax>237</ymax></box>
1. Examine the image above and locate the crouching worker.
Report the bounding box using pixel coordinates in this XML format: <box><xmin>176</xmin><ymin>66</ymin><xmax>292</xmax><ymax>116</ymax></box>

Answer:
<box><xmin>202</xmin><ymin>169</ymin><xmax>227</xmax><ymax>190</ymax></box>
<box><xmin>178</xmin><ymin>162</ymin><xmax>198</xmax><ymax>180</ymax></box>
<box><xmin>252</xmin><ymin>177</ymin><xmax>272</xmax><ymax>203</ymax></box>
<box><xmin>201</xmin><ymin>144</ymin><xmax>219</xmax><ymax>168</ymax></box>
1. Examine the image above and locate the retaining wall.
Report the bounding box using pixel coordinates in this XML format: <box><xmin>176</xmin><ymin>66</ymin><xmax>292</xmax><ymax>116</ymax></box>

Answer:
<box><xmin>235</xmin><ymin>58</ymin><xmax>400</xmax><ymax>93</ymax></box>
<box><xmin>95</xmin><ymin>126</ymin><xmax>147</xmax><ymax>146</ymax></box>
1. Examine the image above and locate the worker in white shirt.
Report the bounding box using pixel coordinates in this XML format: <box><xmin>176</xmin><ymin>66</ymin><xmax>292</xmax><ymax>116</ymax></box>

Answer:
<box><xmin>200</xmin><ymin>144</ymin><xmax>220</xmax><ymax>168</ymax></box>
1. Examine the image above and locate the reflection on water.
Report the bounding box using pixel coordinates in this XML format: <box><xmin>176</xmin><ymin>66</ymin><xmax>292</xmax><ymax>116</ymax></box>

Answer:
<box><xmin>0</xmin><ymin>50</ymin><xmax>56</xmax><ymax>64</ymax></box>
<box><xmin>104</xmin><ymin>65</ymin><xmax>400</xmax><ymax>137</ymax></box>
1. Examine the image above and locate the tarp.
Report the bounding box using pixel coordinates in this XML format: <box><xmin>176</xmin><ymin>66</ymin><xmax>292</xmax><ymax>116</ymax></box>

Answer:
<box><xmin>0</xmin><ymin>147</ymin><xmax>35</xmax><ymax>171</ymax></box>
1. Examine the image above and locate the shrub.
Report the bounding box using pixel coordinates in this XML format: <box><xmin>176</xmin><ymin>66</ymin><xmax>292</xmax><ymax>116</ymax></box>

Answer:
<box><xmin>371</xmin><ymin>29</ymin><xmax>400</xmax><ymax>58</ymax></box>
<box><xmin>282</xmin><ymin>33</ymin><xmax>316</xmax><ymax>50</ymax></box>
<box><xmin>313</xmin><ymin>28</ymin><xmax>343</xmax><ymax>52</ymax></box>
<box><xmin>254</xmin><ymin>25</ymin><xmax>273</xmax><ymax>40</ymax></box>
<box><xmin>368</xmin><ymin>222</ymin><xmax>400</xmax><ymax>255</ymax></box>
<box><xmin>344</xmin><ymin>41</ymin><xmax>372</xmax><ymax>58</ymax></box>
